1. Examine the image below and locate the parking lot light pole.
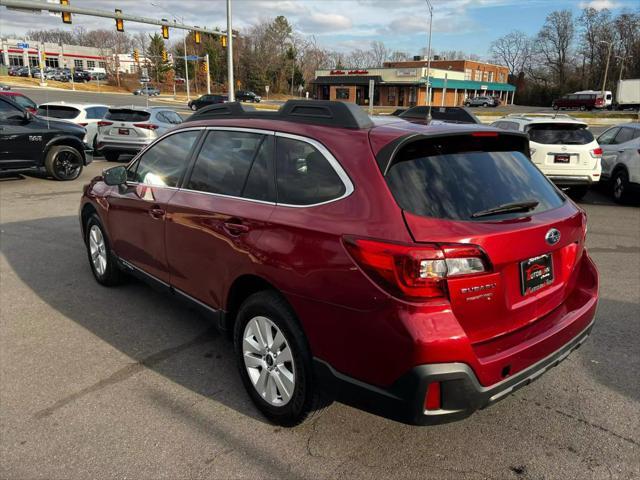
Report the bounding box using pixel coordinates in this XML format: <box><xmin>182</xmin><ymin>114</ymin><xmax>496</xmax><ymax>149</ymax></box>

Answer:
<box><xmin>424</xmin><ymin>0</ymin><xmax>433</xmax><ymax>122</ymax></box>
<box><xmin>226</xmin><ymin>0</ymin><xmax>234</xmax><ymax>102</ymax></box>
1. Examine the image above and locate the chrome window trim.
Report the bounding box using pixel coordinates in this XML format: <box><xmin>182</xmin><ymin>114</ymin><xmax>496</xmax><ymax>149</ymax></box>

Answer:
<box><xmin>177</xmin><ymin>187</ymin><xmax>276</xmax><ymax>206</ymax></box>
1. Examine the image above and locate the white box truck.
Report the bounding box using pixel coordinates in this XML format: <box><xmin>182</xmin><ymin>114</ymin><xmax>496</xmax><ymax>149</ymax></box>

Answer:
<box><xmin>615</xmin><ymin>79</ymin><xmax>640</xmax><ymax>110</ymax></box>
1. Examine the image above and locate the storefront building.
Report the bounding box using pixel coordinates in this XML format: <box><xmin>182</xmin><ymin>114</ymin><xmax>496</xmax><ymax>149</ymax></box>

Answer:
<box><xmin>312</xmin><ymin>59</ymin><xmax>515</xmax><ymax>107</ymax></box>
<box><xmin>0</xmin><ymin>38</ymin><xmax>110</xmax><ymax>71</ymax></box>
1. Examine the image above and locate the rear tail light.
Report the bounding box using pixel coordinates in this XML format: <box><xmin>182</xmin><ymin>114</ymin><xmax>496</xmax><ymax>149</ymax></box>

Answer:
<box><xmin>424</xmin><ymin>382</ymin><xmax>441</xmax><ymax>411</ymax></box>
<box><xmin>77</xmin><ymin>122</ymin><xmax>88</xmax><ymax>127</ymax></box>
<box><xmin>590</xmin><ymin>147</ymin><xmax>603</xmax><ymax>158</ymax></box>
<box><xmin>97</xmin><ymin>121</ymin><xmax>113</xmax><ymax>127</ymax></box>
<box><xmin>343</xmin><ymin>237</ymin><xmax>490</xmax><ymax>301</ymax></box>
<box><xmin>471</xmin><ymin>131</ymin><xmax>499</xmax><ymax>137</ymax></box>
<box><xmin>134</xmin><ymin>123</ymin><xmax>159</xmax><ymax>130</ymax></box>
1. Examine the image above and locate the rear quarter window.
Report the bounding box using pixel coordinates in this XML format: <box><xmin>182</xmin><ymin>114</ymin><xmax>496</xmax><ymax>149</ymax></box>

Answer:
<box><xmin>527</xmin><ymin>123</ymin><xmax>594</xmax><ymax>145</ymax></box>
<box><xmin>36</xmin><ymin>106</ymin><xmax>80</xmax><ymax>119</ymax></box>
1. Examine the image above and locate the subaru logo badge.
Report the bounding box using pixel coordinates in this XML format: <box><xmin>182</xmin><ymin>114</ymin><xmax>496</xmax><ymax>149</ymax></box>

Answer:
<box><xmin>545</xmin><ymin>228</ymin><xmax>561</xmax><ymax>245</ymax></box>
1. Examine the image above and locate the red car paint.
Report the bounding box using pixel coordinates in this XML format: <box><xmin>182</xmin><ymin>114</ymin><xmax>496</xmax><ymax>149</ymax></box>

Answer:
<box><xmin>80</xmin><ymin>110</ymin><xmax>598</xmax><ymax>422</ymax></box>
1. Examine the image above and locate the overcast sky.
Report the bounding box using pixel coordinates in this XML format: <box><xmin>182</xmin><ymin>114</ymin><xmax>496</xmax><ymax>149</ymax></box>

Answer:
<box><xmin>0</xmin><ymin>0</ymin><xmax>635</xmax><ymax>56</ymax></box>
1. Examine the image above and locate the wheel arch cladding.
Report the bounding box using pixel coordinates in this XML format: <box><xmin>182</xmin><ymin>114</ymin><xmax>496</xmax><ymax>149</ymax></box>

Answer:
<box><xmin>80</xmin><ymin>203</ymin><xmax>98</xmax><ymax>239</ymax></box>
<box><xmin>45</xmin><ymin>136</ymin><xmax>86</xmax><ymax>164</ymax></box>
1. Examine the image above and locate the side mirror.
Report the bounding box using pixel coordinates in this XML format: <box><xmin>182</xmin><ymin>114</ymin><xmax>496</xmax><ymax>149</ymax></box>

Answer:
<box><xmin>23</xmin><ymin>110</ymin><xmax>33</xmax><ymax>121</ymax></box>
<box><xmin>103</xmin><ymin>165</ymin><xmax>127</xmax><ymax>186</ymax></box>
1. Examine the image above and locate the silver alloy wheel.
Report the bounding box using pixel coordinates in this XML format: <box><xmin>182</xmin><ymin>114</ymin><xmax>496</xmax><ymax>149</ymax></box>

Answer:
<box><xmin>89</xmin><ymin>225</ymin><xmax>107</xmax><ymax>276</ymax></box>
<box><xmin>242</xmin><ymin>316</ymin><xmax>295</xmax><ymax>406</ymax></box>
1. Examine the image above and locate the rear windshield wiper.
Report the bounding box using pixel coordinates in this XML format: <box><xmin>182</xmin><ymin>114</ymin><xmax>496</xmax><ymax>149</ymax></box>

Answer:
<box><xmin>471</xmin><ymin>200</ymin><xmax>539</xmax><ymax>219</ymax></box>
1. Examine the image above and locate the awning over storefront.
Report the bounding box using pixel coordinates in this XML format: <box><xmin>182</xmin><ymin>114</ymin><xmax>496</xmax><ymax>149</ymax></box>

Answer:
<box><xmin>312</xmin><ymin>75</ymin><xmax>383</xmax><ymax>85</ymax></box>
<box><xmin>419</xmin><ymin>77</ymin><xmax>516</xmax><ymax>92</ymax></box>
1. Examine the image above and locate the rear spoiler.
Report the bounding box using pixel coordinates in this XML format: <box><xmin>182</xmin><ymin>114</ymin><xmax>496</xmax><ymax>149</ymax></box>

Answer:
<box><xmin>399</xmin><ymin>106</ymin><xmax>482</xmax><ymax>124</ymax></box>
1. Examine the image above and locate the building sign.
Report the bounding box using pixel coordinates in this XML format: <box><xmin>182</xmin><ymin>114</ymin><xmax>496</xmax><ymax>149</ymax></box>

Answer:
<box><xmin>330</xmin><ymin>70</ymin><xmax>346</xmax><ymax>75</ymax></box>
<box><xmin>329</xmin><ymin>69</ymin><xmax>369</xmax><ymax>75</ymax></box>
<box><xmin>480</xmin><ymin>85</ymin><xmax>488</xmax><ymax>90</ymax></box>
<box><xmin>396</xmin><ymin>68</ymin><xmax>417</xmax><ymax>77</ymax></box>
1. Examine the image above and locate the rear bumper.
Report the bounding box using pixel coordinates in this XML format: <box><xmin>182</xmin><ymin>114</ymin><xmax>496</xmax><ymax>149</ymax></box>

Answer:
<box><xmin>98</xmin><ymin>141</ymin><xmax>149</xmax><ymax>155</ymax></box>
<box><xmin>548</xmin><ymin>175</ymin><xmax>597</xmax><ymax>187</ymax></box>
<box><xmin>315</xmin><ymin>319</ymin><xmax>593</xmax><ymax>425</ymax></box>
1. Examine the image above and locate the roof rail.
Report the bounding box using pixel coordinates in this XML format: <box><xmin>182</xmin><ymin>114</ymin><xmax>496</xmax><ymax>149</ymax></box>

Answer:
<box><xmin>184</xmin><ymin>100</ymin><xmax>374</xmax><ymax>129</ymax></box>
<box><xmin>398</xmin><ymin>106</ymin><xmax>481</xmax><ymax>124</ymax></box>
<box><xmin>506</xmin><ymin>113</ymin><xmax>576</xmax><ymax>119</ymax></box>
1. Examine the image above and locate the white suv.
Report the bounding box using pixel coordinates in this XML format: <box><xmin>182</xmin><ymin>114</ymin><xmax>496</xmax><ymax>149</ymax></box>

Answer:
<box><xmin>491</xmin><ymin>114</ymin><xmax>602</xmax><ymax>199</ymax></box>
<box><xmin>36</xmin><ymin>102</ymin><xmax>109</xmax><ymax>150</ymax></box>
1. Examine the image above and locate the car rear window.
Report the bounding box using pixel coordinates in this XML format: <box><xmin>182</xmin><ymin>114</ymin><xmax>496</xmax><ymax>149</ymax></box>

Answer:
<box><xmin>527</xmin><ymin>123</ymin><xmax>594</xmax><ymax>145</ymax></box>
<box><xmin>36</xmin><ymin>106</ymin><xmax>80</xmax><ymax>119</ymax></box>
<box><xmin>105</xmin><ymin>109</ymin><xmax>150</xmax><ymax>122</ymax></box>
<box><xmin>386</xmin><ymin>137</ymin><xmax>564</xmax><ymax>221</ymax></box>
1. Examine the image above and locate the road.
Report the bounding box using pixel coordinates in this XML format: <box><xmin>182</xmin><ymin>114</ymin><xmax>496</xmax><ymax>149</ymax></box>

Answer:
<box><xmin>0</xmin><ymin>162</ymin><xmax>638</xmax><ymax>479</ymax></box>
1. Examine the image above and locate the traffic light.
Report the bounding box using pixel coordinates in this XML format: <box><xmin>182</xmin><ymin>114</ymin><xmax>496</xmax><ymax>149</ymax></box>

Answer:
<box><xmin>115</xmin><ymin>9</ymin><xmax>124</xmax><ymax>32</ymax></box>
<box><xmin>201</xmin><ymin>62</ymin><xmax>208</xmax><ymax>73</ymax></box>
<box><xmin>133</xmin><ymin>49</ymin><xmax>139</xmax><ymax>63</ymax></box>
<box><xmin>161</xmin><ymin>19</ymin><xmax>169</xmax><ymax>40</ymax></box>
<box><xmin>60</xmin><ymin>0</ymin><xmax>72</xmax><ymax>24</ymax></box>
<box><xmin>221</xmin><ymin>35</ymin><xmax>227</xmax><ymax>48</ymax></box>
<box><xmin>162</xmin><ymin>48</ymin><xmax>168</xmax><ymax>63</ymax></box>
<box><xmin>194</xmin><ymin>29</ymin><xmax>201</xmax><ymax>45</ymax></box>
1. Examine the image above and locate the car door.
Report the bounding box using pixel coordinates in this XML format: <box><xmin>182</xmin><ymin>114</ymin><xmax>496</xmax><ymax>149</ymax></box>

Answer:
<box><xmin>597</xmin><ymin>127</ymin><xmax>621</xmax><ymax>178</ymax></box>
<box><xmin>165</xmin><ymin>128</ymin><xmax>276</xmax><ymax>308</ymax></box>
<box><xmin>0</xmin><ymin>98</ymin><xmax>49</xmax><ymax>168</ymax></box>
<box><xmin>106</xmin><ymin>129</ymin><xmax>202</xmax><ymax>283</ymax></box>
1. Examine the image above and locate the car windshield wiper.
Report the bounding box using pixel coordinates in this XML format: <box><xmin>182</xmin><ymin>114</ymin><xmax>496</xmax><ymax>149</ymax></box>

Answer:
<box><xmin>471</xmin><ymin>200</ymin><xmax>539</xmax><ymax>219</ymax></box>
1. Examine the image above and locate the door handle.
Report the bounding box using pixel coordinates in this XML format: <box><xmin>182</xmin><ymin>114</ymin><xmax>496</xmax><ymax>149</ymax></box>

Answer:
<box><xmin>223</xmin><ymin>220</ymin><xmax>249</xmax><ymax>235</ymax></box>
<box><xmin>148</xmin><ymin>206</ymin><xmax>165</xmax><ymax>219</ymax></box>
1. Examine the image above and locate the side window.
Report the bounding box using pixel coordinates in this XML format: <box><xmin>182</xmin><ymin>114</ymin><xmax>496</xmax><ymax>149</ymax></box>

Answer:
<box><xmin>275</xmin><ymin>136</ymin><xmax>346</xmax><ymax>206</ymax></box>
<box><xmin>156</xmin><ymin>112</ymin><xmax>170</xmax><ymax>124</ymax></box>
<box><xmin>186</xmin><ymin>130</ymin><xmax>264</xmax><ymax>196</ymax></box>
<box><xmin>504</xmin><ymin>122</ymin><xmax>520</xmax><ymax>131</ymax></box>
<box><xmin>0</xmin><ymin>99</ymin><xmax>23</xmax><ymax>121</ymax></box>
<box><xmin>597</xmin><ymin>128</ymin><xmax>619</xmax><ymax>145</ymax></box>
<box><xmin>614</xmin><ymin>127</ymin><xmax>635</xmax><ymax>145</ymax></box>
<box><xmin>129</xmin><ymin>130</ymin><xmax>200</xmax><ymax>187</ymax></box>
<box><xmin>166</xmin><ymin>111</ymin><xmax>183</xmax><ymax>124</ymax></box>
<box><xmin>243</xmin><ymin>136</ymin><xmax>276</xmax><ymax>202</ymax></box>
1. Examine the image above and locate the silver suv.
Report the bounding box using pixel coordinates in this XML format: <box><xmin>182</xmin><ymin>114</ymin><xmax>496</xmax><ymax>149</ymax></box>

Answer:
<box><xmin>464</xmin><ymin>96</ymin><xmax>497</xmax><ymax>107</ymax></box>
<box><xmin>96</xmin><ymin>107</ymin><xmax>183</xmax><ymax>162</ymax></box>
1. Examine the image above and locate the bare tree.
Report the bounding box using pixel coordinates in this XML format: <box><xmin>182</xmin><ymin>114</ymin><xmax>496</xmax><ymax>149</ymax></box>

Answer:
<box><xmin>388</xmin><ymin>50</ymin><xmax>409</xmax><ymax>62</ymax></box>
<box><xmin>490</xmin><ymin>30</ymin><xmax>531</xmax><ymax>75</ymax></box>
<box><xmin>369</xmin><ymin>41</ymin><xmax>388</xmax><ymax>67</ymax></box>
<box><xmin>535</xmin><ymin>10</ymin><xmax>575</xmax><ymax>85</ymax></box>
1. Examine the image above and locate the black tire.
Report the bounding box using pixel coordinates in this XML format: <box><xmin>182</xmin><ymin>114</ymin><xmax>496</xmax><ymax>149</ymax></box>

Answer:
<box><xmin>567</xmin><ymin>186</ymin><xmax>589</xmax><ymax>201</ymax></box>
<box><xmin>92</xmin><ymin>134</ymin><xmax>99</xmax><ymax>153</ymax></box>
<box><xmin>579</xmin><ymin>105</ymin><xmax>586</xmax><ymax>111</ymax></box>
<box><xmin>84</xmin><ymin>214</ymin><xmax>123</xmax><ymax>286</ymax></box>
<box><xmin>190</xmin><ymin>104</ymin><xmax>198</xmax><ymax>111</ymax></box>
<box><xmin>44</xmin><ymin>145</ymin><xmax>83</xmax><ymax>181</ymax></box>
<box><xmin>552</xmin><ymin>104</ymin><xmax>559</xmax><ymax>110</ymax></box>
<box><xmin>482</xmin><ymin>102</ymin><xmax>488</xmax><ymax>107</ymax></box>
<box><xmin>233</xmin><ymin>291</ymin><xmax>326</xmax><ymax>427</ymax></box>
<box><xmin>612</xmin><ymin>169</ymin><xmax>631</xmax><ymax>204</ymax></box>
<box><xmin>103</xmin><ymin>151</ymin><xmax>120</xmax><ymax>162</ymax></box>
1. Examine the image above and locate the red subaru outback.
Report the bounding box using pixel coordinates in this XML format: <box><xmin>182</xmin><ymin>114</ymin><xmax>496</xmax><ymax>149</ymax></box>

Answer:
<box><xmin>80</xmin><ymin>101</ymin><xmax>598</xmax><ymax>426</ymax></box>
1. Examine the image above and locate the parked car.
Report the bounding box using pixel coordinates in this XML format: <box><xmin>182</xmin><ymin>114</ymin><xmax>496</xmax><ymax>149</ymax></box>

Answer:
<box><xmin>464</xmin><ymin>96</ymin><xmax>497</xmax><ymax>107</ymax></box>
<box><xmin>90</xmin><ymin>72</ymin><xmax>107</xmax><ymax>81</ymax></box>
<box><xmin>133</xmin><ymin>86</ymin><xmax>160</xmax><ymax>96</ymax></box>
<box><xmin>17</xmin><ymin>67</ymin><xmax>31</xmax><ymax>77</ymax></box>
<box><xmin>174</xmin><ymin>77</ymin><xmax>186</xmax><ymax>85</ymax></box>
<box><xmin>187</xmin><ymin>94</ymin><xmax>228</xmax><ymax>111</ymax></box>
<box><xmin>52</xmin><ymin>69</ymin><xmax>72</xmax><ymax>82</ymax></box>
<box><xmin>597</xmin><ymin>123</ymin><xmax>640</xmax><ymax>203</ymax></box>
<box><xmin>81</xmin><ymin>100</ymin><xmax>598</xmax><ymax>427</ymax></box>
<box><xmin>0</xmin><ymin>95</ymin><xmax>92</xmax><ymax>180</ymax></box>
<box><xmin>73</xmin><ymin>71</ymin><xmax>91</xmax><ymax>83</ymax></box>
<box><xmin>574</xmin><ymin>90</ymin><xmax>613</xmax><ymax>109</ymax></box>
<box><xmin>552</xmin><ymin>93</ymin><xmax>605</xmax><ymax>111</ymax></box>
<box><xmin>0</xmin><ymin>91</ymin><xmax>37</xmax><ymax>114</ymax></box>
<box><xmin>95</xmin><ymin>106</ymin><xmax>183</xmax><ymax>161</ymax></box>
<box><xmin>7</xmin><ymin>66</ymin><xmax>22</xmax><ymax>76</ymax></box>
<box><xmin>0</xmin><ymin>84</ymin><xmax>10</xmax><ymax>91</ymax></box>
<box><xmin>236</xmin><ymin>90</ymin><xmax>262</xmax><ymax>103</ymax></box>
<box><xmin>491</xmin><ymin>114</ymin><xmax>602</xmax><ymax>199</ymax></box>
<box><xmin>36</xmin><ymin>102</ymin><xmax>109</xmax><ymax>150</ymax></box>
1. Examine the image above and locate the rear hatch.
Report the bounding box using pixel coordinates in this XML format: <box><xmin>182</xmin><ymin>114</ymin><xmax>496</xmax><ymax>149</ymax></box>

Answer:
<box><xmin>381</xmin><ymin>131</ymin><xmax>586</xmax><ymax>345</ymax></box>
<box><xmin>99</xmin><ymin>108</ymin><xmax>156</xmax><ymax>142</ymax></box>
<box><xmin>36</xmin><ymin>105</ymin><xmax>80</xmax><ymax>121</ymax></box>
<box><xmin>527</xmin><ymin>122</ymin><xmax>599</xmax><ymax>171</ymax></box>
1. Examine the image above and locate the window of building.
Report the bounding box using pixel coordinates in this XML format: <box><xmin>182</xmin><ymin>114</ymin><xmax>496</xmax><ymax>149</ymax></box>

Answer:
<box><xmin>45</xmin><ymin>57</ymin><xmax>59</xmax><ymax>68</ymax></box>
<box><xmin>474</xmin><ymin>70</ymin><xmax>482</xmax><ymax>81</ymax></box>
<box><xmin>87</xmin><ymin>60</ymin><xmax>96</xmax><ymax>68</ymax></box>
<box><xmin>488</xmin><ymin>71</ymin><xmax>494</xmax><ymax>82</ymax></box>
<box><xmin>388</xmin><ymin>86</ymin><xmax>397</xmax><ymax>103</ymax></box>
<box><xmin>483</xmin><ymin>71</ymin><xmax>489</xmax><ymax>81</ymax></box>
<box><xmin>29</xmin><ymin>56</ymin><xmax>39</xmax><ymax>68</ymax></box>
<box><xmin>335</xmin><ymin>88</ymin><xmax>350</xmax><ymax>100</ymax></box>
<box><xmin>275</xmin><ymin>136</ymin><xmax>346</xmax><ymax>206</ymax></box>
<box><xmin>74</xmin><ymin>59</ymin><xmax>83</xmax><ymax>70</ymax></box>
<box><xmin>498</xmin><ymin>73</ymin><xmax>505</xmax><ymax>83</ymax></box>
<box><xmin>8</xmin><ymin>55</ymin><xmax>23</xmax><ymax>67</ymax></box>
<box><xmin>128</xmin><ymin>130</ymin><xmax>200</xmax><ymax>187</ymax></box>
<box><xmin>186</xmin><ymin>130</ymin><xmax>264</xmax><ymax>197</ymax></box>
<box><xmin>464</xmin><ymin>68</ymin><xmax>472</xmax><ymax>80</ymax></box>
<box><xmin>98</xmin><ymin>61</ymin><xmax>106</xmax><ymax>69</ymax></box>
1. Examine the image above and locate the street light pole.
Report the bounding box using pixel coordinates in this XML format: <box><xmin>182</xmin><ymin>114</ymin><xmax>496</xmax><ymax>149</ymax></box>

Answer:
<box><xmin>226</xmin><ymin>0</ymin><xmax>234</xmax><ymax>101</ymax></box>
<box><xmin>616</xmin><ymin>54</ymin><xmax>633</xmax><ymax>83</ymax></box>
<box><xmin>183</xmin><ymin>23</ymin><xmax>190</xmax><ymax>101</ymax></box>
<box><xmin>425</xmin><ymin>0</ymin><xmax>433</xmax><ymax>122</ymax></box>
<box><xmin>600</xmin><ymin>40</ymin><xmax>613</xmax><ymax>98</ymax></box>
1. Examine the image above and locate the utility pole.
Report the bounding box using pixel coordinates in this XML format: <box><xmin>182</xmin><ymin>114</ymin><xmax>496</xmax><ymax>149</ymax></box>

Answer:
<box><xmin>183</xmin><ymin>20</ymin><xmax>190</xmax><ymax>101</ymax></box>
<box><xmin>206</xmin><ymin>53</ymin><xmax>211</xmax><ymax>94</ymax></box>
<box><xmin>616</xmin><ymin>54</ymin><xmax>632</xmax><ymax>83</ymax></box>
<box><xmin>424</xmin><ymin>0</ymin><xmax>433</xmax><ymax>122</ymax></box>
<box><xmin>226</xmin><ymin>0</ymin><xmax>234</xmax><ymax>101</ymax></box>
<box><xmin>600</xmin><ymin>40</ymin><xmax>613</xmax><ymax>97</ymax></box>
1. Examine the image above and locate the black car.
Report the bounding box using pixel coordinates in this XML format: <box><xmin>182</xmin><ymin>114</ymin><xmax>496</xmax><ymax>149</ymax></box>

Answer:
<box><xmin>73</xmin><ymin>71</ymin><xmax>91</xmax><ymax>83</ymax></box>
<box><xmin>236</xmin><ymin>90</ymin><xmax>261</xmax><ymax>103</ymax></box>
<box><xmin>0</xmin><ymin>95</ymin><xmax>92</xmax><ymax>181</ymax></box>
<box><xmin>188</xmin><ymin>94</ymin><xmax>228</xmax><ymax>111</ymax></box>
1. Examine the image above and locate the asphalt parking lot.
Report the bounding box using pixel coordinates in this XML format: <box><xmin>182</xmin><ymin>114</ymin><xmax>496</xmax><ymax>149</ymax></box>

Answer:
<box><xmin>1</xmin><ymin>162</ymin><xmax>639</xmax><ymax>480</ymax></box>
